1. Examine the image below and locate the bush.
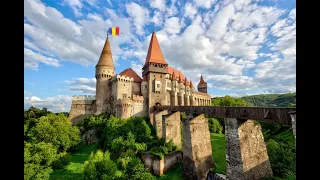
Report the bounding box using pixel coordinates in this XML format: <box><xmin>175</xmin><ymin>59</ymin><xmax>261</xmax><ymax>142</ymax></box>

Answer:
<box><xmin>83</xmin><ymin>150</ymin><xmax>121</xmax><ymax>180</ymax></box>
<box><xmin>149</xmin><ymin>139</ymin><xmax>177</xmax><ymax>159</ymax></box>
<box><xmin>208</xmin><ymin>118</ymin><xmax>223</xmax><ymax>134</ymax></box>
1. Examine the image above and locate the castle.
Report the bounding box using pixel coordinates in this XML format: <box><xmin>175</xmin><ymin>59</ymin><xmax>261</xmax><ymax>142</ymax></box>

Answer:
<box><xmin>69</xmin><ymin>32</ymin><xmax>211</xmax><ymax>124</ymax></box>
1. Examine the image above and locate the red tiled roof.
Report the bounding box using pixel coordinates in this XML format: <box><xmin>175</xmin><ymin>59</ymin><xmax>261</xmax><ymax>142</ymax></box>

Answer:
<box><xmin>142</xmin><ymin>76</ymin><xmax>147</xmax><ymax>82</ymax></box>
<box><xmin>168</xmin><ymin>66</ymin><xmax>185</xmax><ymax>81</ymax></box>
<box><xmin>144</xmin><ymin>32</ymin><xmax>168</xmax><ymax>65</ymax></box>
<box><xmin>119</xmin><ymin>68</ymin><xmax>142</xmax><ymax>83</ymax></box>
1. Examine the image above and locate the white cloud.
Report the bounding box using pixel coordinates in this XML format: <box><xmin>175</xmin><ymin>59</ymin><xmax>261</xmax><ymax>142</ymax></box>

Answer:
<box><xmin>65</xmin><ymin>78</ymin><xmax>96</xmax><ymax>94</ymax></box>
<box><xmin>150</xmin><ymin>0</ymin><xmax>166</xmax><ymax>11</ymax></box>
<box><xmin>184</xmin><ymin>2</ymin><xmax>197</xmax><ymax>19</ymax></box>
<box><xmin>24</xmin><ymin>95</ymin><xmax>72</xmax><ymax>113</ymax></box>
<box><xmin>125</xmin><ymin>2</ymin><xmax>150</xmax><ymax>35</ymax></box>
<box><xmin>152</xmin><ymin>11</ymin><xmax>164</xmax><ymax>26</ymax></box>
<box><xmin>164</xmin><ymin>17</ymin><xmax>181</xmax><ymax>35</ymax></box>
<box><xmin>24</xmin><ymin>48</ymin><xmax>61</xmax><ymax>70</ymax></box>
<box><xmin>194</xmin><ymin>0</ymin><xmax>216</xmax><ymax>9</ymax></box>
<box><xmin>63</xmin><ymin>0</ymin><xmax>83</xmax><ymax>17</ymax></box>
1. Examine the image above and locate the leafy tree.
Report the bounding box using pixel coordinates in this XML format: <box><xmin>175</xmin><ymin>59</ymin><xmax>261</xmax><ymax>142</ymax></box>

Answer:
<box><xmin>28</xmin><ymin>113</ymin><xmax>81</xmax><ymax>152</ymax></box>
<box><xmin>24</xmin><ymin>142</ymin><xmax>57</xmax><ymax>180</ymax></box>
<box><xmin>83</xmin><ymin>150</ymin><xmax>121</xmax><ymax>180</ymax></box>
<box><xmin>211</xmin><ymin>95</ymin><xmax>248</xmax><ymax>107</ymax></box>
<box><xmin>208</xmin><ymin>118</ymin><xmax>222</xmax><ymax>134</ymax></box>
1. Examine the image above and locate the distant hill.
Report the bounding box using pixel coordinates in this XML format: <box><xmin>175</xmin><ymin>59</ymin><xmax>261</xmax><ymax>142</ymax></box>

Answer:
<box><xmin>241</xmin><ymin>93</ymin><xmax>296</xmax><ymax>107</ymax></box>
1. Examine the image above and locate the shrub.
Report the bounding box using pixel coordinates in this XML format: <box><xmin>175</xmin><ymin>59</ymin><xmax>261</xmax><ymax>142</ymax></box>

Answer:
<box><xmin>208</xmin><ymin>118</ymin><xmax>223</xmax><ymax>134</ymax></box>
<box><xmin>83</xmin><ymin>150</ymin><xmax>121</xmax><ymax>180</ymax></box>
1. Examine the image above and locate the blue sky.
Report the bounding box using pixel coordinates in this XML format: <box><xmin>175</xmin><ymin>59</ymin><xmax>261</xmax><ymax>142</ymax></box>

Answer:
<box><xmin>24</xmin><ymin>0</ymin><xmax>296</xmax><ymax>112</ymax></box>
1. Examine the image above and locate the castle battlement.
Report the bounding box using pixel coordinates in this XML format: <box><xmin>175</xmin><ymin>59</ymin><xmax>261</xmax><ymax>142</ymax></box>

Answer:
<box><xmin>116</xmin><ymin>98</ymin><xmax>133</xmax><ymax>106</ymax></box>
<box><xmin>132</xmin><ymin>95</ymin><xmax>144</xmax><ymax>102</ymax></box>
<box><xmin>72</xmin><ymin>95</ymin><xmax>96</xmax><ymax>100</ymax></box>
<box><xmin>111</xmin><ymin>75</ymin><xmax>134</xmax><ymax>82</ymax></box>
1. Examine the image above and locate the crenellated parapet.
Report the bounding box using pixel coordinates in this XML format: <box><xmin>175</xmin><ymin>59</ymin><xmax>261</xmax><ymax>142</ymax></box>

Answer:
<box><xmin>72</xmin><ymin>95</ymin><xmax>96</xmax><ymax>100</ymax></box>
<box><xmin>116</xmin><ymin>98</ymin><xmax>133</xmax><ymax>106</ymax></box>
<box><xmin>132</xmin><ymin>95</ymin><xmax>144</xmax><ymax>103</ymax></box>
<box><xmin>110</xmin><ymin>74</ymin><xmax>134</xmax><ymax>83</ymax></box>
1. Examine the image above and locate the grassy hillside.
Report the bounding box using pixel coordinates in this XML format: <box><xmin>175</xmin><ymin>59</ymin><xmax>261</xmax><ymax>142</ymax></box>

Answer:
<box><xmin>241</xmin><ymin>93</ymin><xmax>296</xmax><ymax>107</ymax></box>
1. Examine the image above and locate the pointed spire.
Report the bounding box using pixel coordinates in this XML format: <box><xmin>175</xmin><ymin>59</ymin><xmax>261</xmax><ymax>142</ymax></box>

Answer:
<box><xmin>178</xmin><ymin>74</ymin><xmax>182</xmax><ymax>83</ymax></box>
<box><xmin>96</xmin><ymin>34</ymin><xmax>114</xmax><ymax>68</ymax></box>
<box><xmin>184</xmin><ymin>78</ymin><xmax>188</xmax><ymax>86</ymax></box>
<box><xmin>171</xmin><ymin>71</ymin><xmax>177</xmax><ymax>81</ymax></box>
<box><xmin>144</xmin><ymin>32</ymin><xmax>168</xmax><ymax>65</ymax></box>
<box><xmin>198</xmin><ymin>74</ymin><xmax>207</xmax><ymax>85</ymax></box>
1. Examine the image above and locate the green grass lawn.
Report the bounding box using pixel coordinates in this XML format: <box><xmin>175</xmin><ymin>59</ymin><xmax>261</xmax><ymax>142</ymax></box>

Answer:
<box><xmin>50</xmin><ymin>144</ymin><xmax>98</xmax><ymax>180</ymax></box>
<box><xmin>157</xmin><ymin>162</ymin><xmax>183</xmax><ymax>180</ymax></box>
<box><xmin>210</xmin><ymin>133</ymin><xmax>226</xmax><ymax>175</ymax></box>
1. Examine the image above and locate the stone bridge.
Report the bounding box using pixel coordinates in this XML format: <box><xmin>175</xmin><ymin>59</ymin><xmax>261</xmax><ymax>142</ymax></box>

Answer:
<box><xmin>152</xmin><ymin>105</ymin><xmax>296</xmax><ymax>180</ymax></box>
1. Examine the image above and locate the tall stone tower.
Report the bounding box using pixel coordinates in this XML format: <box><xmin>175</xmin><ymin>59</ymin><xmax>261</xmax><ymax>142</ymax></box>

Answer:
<box><xmin>142</xmin><ymin>32</ymin><xmax>168</xmax><ymax>117</ymax></box>
<box><xmin>197</xmin><ymin>75</ymin><xmax>208</xmax><ymax>93</ymax></box>
<box><xmin>95</xmin><ymin>34</ymin><xmax>115</xmax><ymax>114</ymax></box>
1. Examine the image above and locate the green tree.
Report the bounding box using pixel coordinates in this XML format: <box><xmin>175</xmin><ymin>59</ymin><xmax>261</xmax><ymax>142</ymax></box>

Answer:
<box><xmin>208</xmin><ymin>118</ymin><xmax>222</xmax><ymax>134</ymax></box>
<box><xmin>24</xmin><ymin>142</ymin><xmax>57</xmax><ymax>180</ymax></box>
<box><xmin>28</xmin><ymin>113</ymin><xmax>81</xmax><ymax>152</ymax></box>
<box><xmin>83</xmin><ymin>150</ymin><xmax>121</xmax><ymax>180</ymax></box>
<box><xmin>211</xmin><ymin>95</ymin><xmax>248</xmax><ymax>106</ymax></box>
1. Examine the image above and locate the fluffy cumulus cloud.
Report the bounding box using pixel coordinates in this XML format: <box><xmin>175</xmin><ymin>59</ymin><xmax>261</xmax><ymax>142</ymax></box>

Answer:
<box><xmin>24</xmin><ymin>0</ymin><xmax>295</xmax><ymax>111</ymax></box>
<box><xmin>24</xmin><ymin>95</ymin><xmax>72</xmax><ymax>112</ymax></box>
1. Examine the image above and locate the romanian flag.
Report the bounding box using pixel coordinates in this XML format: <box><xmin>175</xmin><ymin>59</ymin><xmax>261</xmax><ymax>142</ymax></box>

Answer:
<box><xmin>108</xmin><ymin>26</ymin><xmax>120</xmax><ymax>36</ymax></box>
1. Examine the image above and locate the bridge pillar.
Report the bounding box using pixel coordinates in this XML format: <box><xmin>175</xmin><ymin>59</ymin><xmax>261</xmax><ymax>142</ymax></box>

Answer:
<box><xmin>225</xmin><ymin>118</ymin><xmax>273</xmax><ymax>180</ymax></box>
<box><xmin>289</xmin><ymin>111</ymin><xmax>296</xmax><ymax>145</ymax></box>
<box><xmin>154</xmin><ymin>110</ymin><xmax>169</xmax><ymax>139</ymax></box>
<box><xmin>182</xmin><ymin>114</ymin><xmax>214</xmax><ymax>180</ymax></box>
<box><xmin>163</xmin><ymin>111</ymin><xmax>182</xmax><ymax>149</ymax></box>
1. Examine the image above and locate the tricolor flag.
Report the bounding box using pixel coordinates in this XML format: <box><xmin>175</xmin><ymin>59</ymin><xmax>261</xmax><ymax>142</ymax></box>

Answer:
<box><xmin>108</xmin><ymin>26</ymin><xmax>120</xmax><ymax>36</ymax></box>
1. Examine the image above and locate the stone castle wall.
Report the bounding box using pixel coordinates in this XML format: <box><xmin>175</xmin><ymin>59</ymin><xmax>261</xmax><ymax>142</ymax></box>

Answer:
<box><xmin>69</xmin><ymin>95</ymin><xmax>96</xmax><ymax>124</ymax></box>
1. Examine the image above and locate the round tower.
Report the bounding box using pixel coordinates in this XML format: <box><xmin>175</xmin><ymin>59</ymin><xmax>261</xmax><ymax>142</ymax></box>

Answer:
<box><xmin>95</xmin><ymin>34</ymin><xmax>115</xmax><ymax>114</ymax></box>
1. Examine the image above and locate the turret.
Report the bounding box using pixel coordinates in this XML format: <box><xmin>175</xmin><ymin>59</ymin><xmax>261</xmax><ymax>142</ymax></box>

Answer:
<box><xmin>197</xmin><ymin>75</ymin><xmax>208</xmax><ymax>94</ymax></box>
<box><xmin>95</xmin><ymin>33</ymin><xmax>115</xmax><ymax>114</ymax></box>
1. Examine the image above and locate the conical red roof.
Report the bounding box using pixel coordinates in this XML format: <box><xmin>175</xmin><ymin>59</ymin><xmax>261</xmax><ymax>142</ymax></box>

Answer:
<box><xmin>144</xmin><ymin>32</ymin><xmax>168</xmax><ymax>65</ymax></box>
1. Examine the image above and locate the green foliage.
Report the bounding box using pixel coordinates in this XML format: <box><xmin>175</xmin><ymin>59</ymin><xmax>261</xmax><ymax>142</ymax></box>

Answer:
<box><xmin>211</xmin><ymin>95</ymin><xmax>248</xmax><ymax>107</ymax></box>
<box><xmin>241</xmin><ymin>93</ymin><xmax>296</xmax><ymax>107</ymax></box>
<box><xmin>83</xmin><ymin>150</ymin><xmax>121</xmax><ymax>180</ymax></box>
<box><xmin>24</xmin><ymin>142</ymin><xmax>58</xmax><ymax>180</ymax></box>
<box><xmin>149</xmin><ymin>139</ymin><xmax>177</xmax><ymax>160</ymax></box>
<box><xmin>52</xmin><ymin>152</ymin><xmax>71</xmax><ymax>169</ymax></box>
<box><xmin>208</xmin><ymin>118</ymin><xmax>222</xmax><ymax>134</ymax></box>
<box><xmin>260</xmin><ymin>122</ymin><xmax>296</xmax><ymax>179</ymax></box>
<box><xmin>180</xmin><ymin>112</ymin><xmax>186</xmax><ymax>119</ymax></box>
<box><xmin>28</xmin><ymin>113</ymin><xmax>81</xmax><ymax>152</ymax></box>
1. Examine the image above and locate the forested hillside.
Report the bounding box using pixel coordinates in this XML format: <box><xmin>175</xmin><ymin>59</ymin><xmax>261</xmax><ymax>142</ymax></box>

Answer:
<box><xmin>241</xmin><ymin>93</ymin><xmax>296</xmax><ymax>107</ymax></box>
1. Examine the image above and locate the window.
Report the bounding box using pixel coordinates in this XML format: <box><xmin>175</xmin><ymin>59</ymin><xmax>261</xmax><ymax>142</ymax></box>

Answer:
<box><xmin>154</xmin><ymin>75</ymin><xmax>155</xmax><ymax>78</ymax></box>
<box><xmin>160</xmin><ymin>75</ymin><xmax>162</xmax><ymax>78</ymax></box>
<box><xmin>145</xmin><ymin>85</ymin><xmax>147</xmax><ymax>88</ymax></box>
<box><xmin>157</xmin><ymin>84</ymin><xmax>160</xmax><ymax>88</ymax></box>
<box><xmin>124</xmin><ymin>84</ymin><xmax>125</xmax><ymax>86</ymax></box>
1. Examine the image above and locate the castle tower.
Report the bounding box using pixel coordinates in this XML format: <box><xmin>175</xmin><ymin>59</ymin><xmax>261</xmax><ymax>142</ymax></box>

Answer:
<box><xmin>197</xmin><ymin>75</ymin><xmax>208</xmax><ymax>93</ymax></box>
<box><xmin>171</xmin><ymin>71</ymin><xmax>178</xmax><ymax>106</ymax></box>
<box><xmin>142</xmin><ymin>32</ymin><xmax>169</xmax><ymax>117</ymax></box>
<box><xmin>189</xmin><ymin>80</ymin><xmax>195</xmax><ymax>105</ymax></box>
<box><xmin>95</xmin><ymin>34</ymin><xmax>115</xmax><ymax>114</ymax></box>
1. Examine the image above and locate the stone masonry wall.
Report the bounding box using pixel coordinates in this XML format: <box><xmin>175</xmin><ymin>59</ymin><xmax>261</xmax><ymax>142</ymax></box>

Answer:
<box><xmin>69</xmin><ymin>100</ymin><xmax>96</xmax><ymax>124</ymax></box>
<box><xmin>141</xmin><ymin>151</ymin><xmax>183</xmax><ymax>176</ymax></box>
<box><xmin>182</xmin><ymin>114</ymin><xmax>214</xmax><ymax>180</ymax></box>
<box><xmin>154</xmin><ymin>110</ymin><xmax>169</xmax><ymax>139</ymax></box>
<box><xmin>163</xmin><ymin>111</ymin><xmax>182</xmax><ymax>149</ymax></box>
<box><xmin>225</xmin><ymin>118</ymin><xmax>273</xmax><ymax>180</ymax></box>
